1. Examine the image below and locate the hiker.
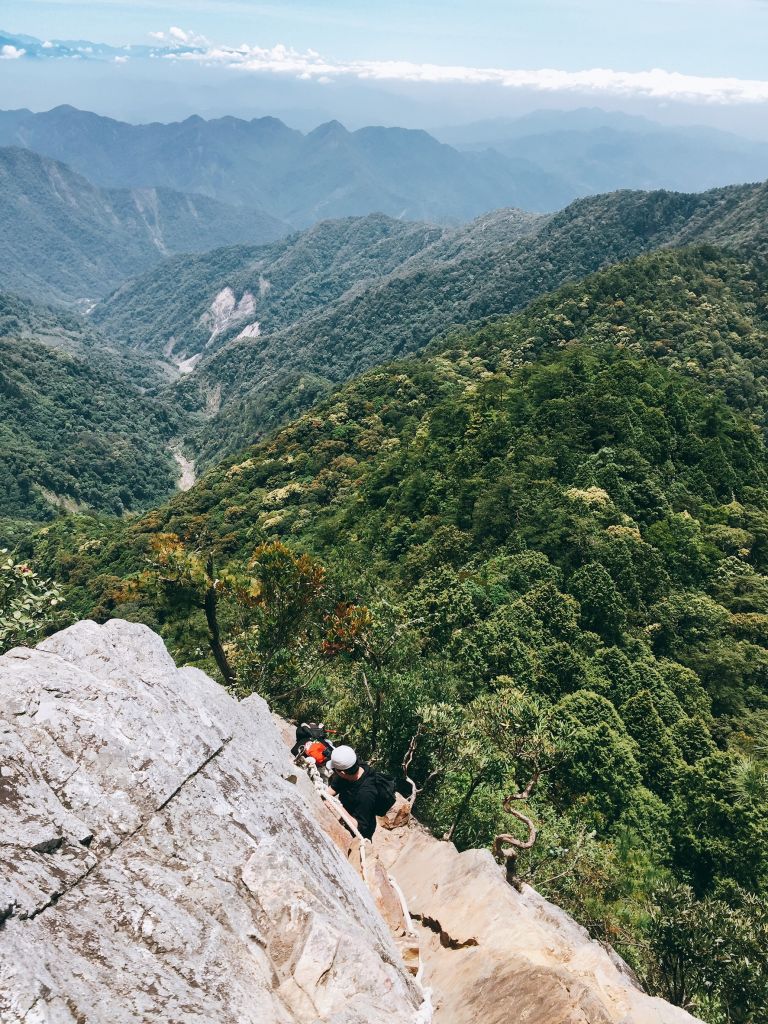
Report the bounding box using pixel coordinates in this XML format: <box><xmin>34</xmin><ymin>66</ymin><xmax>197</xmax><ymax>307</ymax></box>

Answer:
<box><xmin>291</xmin><ymin>721</ymin><xmax>334</xmax><ymax>772</ymax></box>
<box><xmin>328</xmin><ymin>745</ymin><xmax>380</xmax><ymax>840</ymax></box>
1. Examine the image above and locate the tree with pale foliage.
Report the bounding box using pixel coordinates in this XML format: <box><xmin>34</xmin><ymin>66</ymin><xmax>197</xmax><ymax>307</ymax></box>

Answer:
<box><xmin>644</xmin><ymin>882</ymin><xmax>768</xmax><ymax>1023</ymax></box>
<box><xmin>415</xmin><ymin>682</ymin><xmax>571</xmax><ymax>885</ymax></box>
<box><xmin>147</xmin><ymin>535</ymin><xmax>365</xmax><ymax>706</ymax></box>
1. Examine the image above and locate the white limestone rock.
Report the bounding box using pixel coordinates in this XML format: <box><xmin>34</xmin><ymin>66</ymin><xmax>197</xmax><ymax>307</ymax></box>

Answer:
<box><xmin>0</xmin><ymin>620</ymin><xmax>422</xmax><ymax>1023</ymax></box>
<box><xmin>201</xmin><ymin>287</ymin><xmax>257</xmax><ymax>347</ymax></box>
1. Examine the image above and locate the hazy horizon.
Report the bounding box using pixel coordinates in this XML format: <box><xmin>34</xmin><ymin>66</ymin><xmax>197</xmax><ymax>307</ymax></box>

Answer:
<box><xmin>3</xmin><ymin>0</ymin><xmax>768</xmax><ymax>139</ymax></box>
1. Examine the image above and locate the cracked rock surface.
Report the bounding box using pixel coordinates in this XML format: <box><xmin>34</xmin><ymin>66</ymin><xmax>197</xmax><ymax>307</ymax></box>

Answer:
<box><xmin>0</xmin><ymin>619</ymin><xmax>421</xmax><ymax>1023</ymax></box>
<box><xmin>375</xmin><ymin>826</ymin><xmax>702</xmax><ymax>1024</ymax></box>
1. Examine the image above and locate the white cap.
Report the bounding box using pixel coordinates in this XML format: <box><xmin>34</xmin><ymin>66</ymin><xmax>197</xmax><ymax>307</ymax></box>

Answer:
<box><xmin>330</xmin><ymin>745</ymin><xmax>357</xmax><ymax>771</ymax></box>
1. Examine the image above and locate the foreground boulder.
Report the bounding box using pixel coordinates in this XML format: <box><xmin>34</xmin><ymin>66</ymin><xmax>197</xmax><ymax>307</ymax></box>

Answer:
<box><xmin>0</xmin><ymin>620</ymin><xmax>422</xmax><ymax>1023</ymax></box>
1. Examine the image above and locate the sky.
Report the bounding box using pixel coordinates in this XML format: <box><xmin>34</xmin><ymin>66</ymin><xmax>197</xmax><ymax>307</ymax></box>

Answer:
<box><xmin>3</xmin><ymin>0</ymin><xmax>768</xmax><ymax>134</ymax></box>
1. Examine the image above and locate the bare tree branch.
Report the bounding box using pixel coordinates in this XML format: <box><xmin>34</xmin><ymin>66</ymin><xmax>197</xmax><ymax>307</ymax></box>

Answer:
<box><xmin>402</xmin><ymin>726</ymin><xmax>441</xmax><ymax>808</ymax></box>
<box><xmin>508</xmin><ymin>771</ymin><xmax>541</xmax><ymax>802</ymax></box>
<box><xmin>494</xmin><ymin>807</ymin><xmax>538</xmax><ymax>856</ymax></box>
<box><xmin>402</xmin><ymin>729</ymin><xmax>420</xmax><ymax>777</ymax></box>
<box><xmin>360</xmin><ymin>669</ymin><xmax>375</xmax><ymax>709</ymax></box>
<box><xmin>493</xmin><ymin>771</ymin><xmax>547</xmax><ymax>888</ymax></box>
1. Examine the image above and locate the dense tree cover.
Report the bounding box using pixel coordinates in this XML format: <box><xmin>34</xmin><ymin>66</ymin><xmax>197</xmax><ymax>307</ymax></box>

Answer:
<box><xmin>0</xmin><ymin>146</ymin><xmax>286</xmax><ymax>306</ymax></box>
<box><xmin>0</xmin><ymin>291</ymin><xmax>171</xmax><ymax>391</ymax></box>
<box><xmin>169</xmin><ymin>184</ymin><xmax>768</xmax><ymax>467</ymax></box>
<box><xmin>0</xmin><ymin>332</ymin><xmax>182</xmax><ymax>521</ymax></box>
<box><xmin>89</xmin><ymin>183</ymin><xmax>768</xmax><ymax>484</ymax></box>
<box><xmin>26</xmin><ymin>246</ymin><xmax>768</xmax><ymax>1021</ymax></box>
<box><xmin>461</xmin><ymin>245</ymin><xmax>768</xmax><ymax>428</ymax></box>
<box><xmin>94</xmin><ymin>214</ymin><xmax>451</xmax><ymax>358</ymax></box>
<box><xmin>644</xmin><ymin>881</ymin><xmax>768</xmax><ymax>1022</ymax></box>
<box><xmin>0</xmin><ymin>292</ymin><xmax>103</xmax><ymax>353</ymax></box>
<box><xmin>0</xmin><ymin>292</ymin><xmax>194</xmax><ymax>527</ymax></box>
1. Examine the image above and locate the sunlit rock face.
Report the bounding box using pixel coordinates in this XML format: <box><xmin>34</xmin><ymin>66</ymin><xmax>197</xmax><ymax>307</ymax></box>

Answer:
<box><xmin>0</xmin><ymin>618</ymin><xmax>700</xmax><ymax>1024</ymax></box>
<box><xmin>376</xmin><ymin>815</ymin><xmax>703</xmax><ymax>1024</ymax></box>
<box><xmin>0</xmin><ymin>619</ymin><xmax>422</xmax><ymax>1023</ymax></box>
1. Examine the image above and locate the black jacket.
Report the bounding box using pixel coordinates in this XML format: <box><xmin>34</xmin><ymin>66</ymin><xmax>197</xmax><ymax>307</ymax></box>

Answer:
<box><xmin>330</xmin><ymin>763</ymin><xmax>378</xmax><ymax>839</ymax></box>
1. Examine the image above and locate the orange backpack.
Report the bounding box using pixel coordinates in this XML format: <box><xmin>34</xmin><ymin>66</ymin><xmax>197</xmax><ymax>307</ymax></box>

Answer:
<box><xmin>304</xmin><ymin>740</ymin><xmax>331</xmax><ymax>765</ymax></box>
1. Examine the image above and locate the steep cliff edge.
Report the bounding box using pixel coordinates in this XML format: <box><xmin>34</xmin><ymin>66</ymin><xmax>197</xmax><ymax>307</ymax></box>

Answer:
<box><xmin>0</xmin><ymin>619</ymin><xmax>422</xmax><ymax>1023</ymax></box>
<box><xmin>1</xmin><ymin>621</ymin><xmax>700</xmax><ymax>1023</ymax></box>
<box><xmin>376</xmin><ymin>827</ymin><xmax>700</xmax><ymax>1024</ymax></box>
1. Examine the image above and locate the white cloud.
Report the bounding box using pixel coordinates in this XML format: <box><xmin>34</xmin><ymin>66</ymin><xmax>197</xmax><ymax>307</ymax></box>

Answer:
<box><xmin>159</xmin><ymin>33</ymin><xmax>768</xmax><ymax>105</ymax></box>
<box><xmin>113</xmin><ymin>55</ymin><xmax>129</xmax><ymax>64</ymax></box>
<box><xmin>18</xmin><ymin>24</ymin><xmax>768</xmax><ymax>106</ymax></box>
<box><xmin>42</xmin><ymin>40</ymin><xmax>54</xmax><ymax>49</ymax></box>
<box><xmin>167</xmin><ymin>26</ymin><xmax>209</xmax><ymax>48</ymax></box>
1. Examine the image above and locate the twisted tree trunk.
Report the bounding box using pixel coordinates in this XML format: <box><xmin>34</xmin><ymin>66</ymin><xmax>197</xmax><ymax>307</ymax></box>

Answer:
<box><xmin>493</xmin><ymin>785</ymin><xmax>539</xmax><ymax>889</ymax></box>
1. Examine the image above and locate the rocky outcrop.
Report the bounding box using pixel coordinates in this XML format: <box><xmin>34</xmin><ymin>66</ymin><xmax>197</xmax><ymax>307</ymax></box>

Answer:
<box><xmin>201</xmin><ymin>287</ymin><xmax>257</xmax><ymax>348</ymax></box>
<box><xmin>0</xmin><ymin>620</ymin><xmax>422</xmax><ymax>1023</ymax></box>
<box><xmin>1</xmin><ymin>620</ymin><xmax>700</xmax><ymax>1024</ymax></box>
<box><xmin>376</xmin><ymin>826</ymin><xmax>700</xmax><ymax>1024</ymax></box>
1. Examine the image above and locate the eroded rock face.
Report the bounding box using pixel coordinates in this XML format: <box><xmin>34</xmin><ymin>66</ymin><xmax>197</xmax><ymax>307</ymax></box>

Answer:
<box><xmin>375</xmin><ymin>826</ymin><xmax>701</xmax><ymax>1024</ymax></box>
<box><xmin>0</xmin><ymin>620</ymin><xmax>422</xmax><ymax>1023</ymax></box>
<box><xmin>379</xmin><ymin>793</ymin><xmax>412</xmax><ymax>831</ymax></box>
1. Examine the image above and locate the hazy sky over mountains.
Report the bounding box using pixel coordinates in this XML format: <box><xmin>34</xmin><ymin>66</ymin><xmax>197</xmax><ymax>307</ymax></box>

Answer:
<box><xmin>3</xmin><ymin>0</ymin><xmax>768</xmax><ymax>134</ymax></box>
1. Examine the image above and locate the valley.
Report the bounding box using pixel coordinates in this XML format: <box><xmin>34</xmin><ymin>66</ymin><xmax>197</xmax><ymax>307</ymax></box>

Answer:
<box><xmin>5</xmin><ymin>171</ymin><xmax>768</xmax><ymax>533</ymax></box>
<box><xmin>0</xmin><ymin>146</ymin><xmax>287</xmax><ymax>307</ymax></box>
<box><xmin>2</xmin><ymin>93</ymin><xmax>768</xmax><ymax>1024</ymax></box>
<box><xmin>98</xmin><ymin>180</ymin><xmax>768</xmax><ymax>469</ymax></box>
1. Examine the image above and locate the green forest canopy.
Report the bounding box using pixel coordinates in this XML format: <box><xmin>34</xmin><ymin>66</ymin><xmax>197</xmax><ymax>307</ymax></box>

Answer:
<box><xmin>26</xmin><ymin>245</ymin><xmax>768</xmax><ymax>1022</ymax></box>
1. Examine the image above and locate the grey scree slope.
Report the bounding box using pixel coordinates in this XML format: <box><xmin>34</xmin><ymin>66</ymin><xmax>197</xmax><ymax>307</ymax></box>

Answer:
<box><xmin>0</xmin><ymin>619</ymin><xmax>421</xmax><ymax>1023</ymax></box>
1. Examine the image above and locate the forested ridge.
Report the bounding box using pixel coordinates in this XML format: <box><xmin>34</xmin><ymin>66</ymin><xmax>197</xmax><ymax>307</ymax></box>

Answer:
<box><xmin>0</xmin><ymin>294</ymin><xmax>183</xmax><ymax>528</ymax></box>
<box><xmin>26</xmin><ymin>246</ymin><xmax>768</xmax><ymax>1022</ymax></box>
<box><xmin>9</xmin><ymin>180</ymin><xmax>768</xmax><ymax>537</ymax></box>
<box><xmin>94</xmin><ymin>181</ymin><xmax>768</xmax><ymax>470</ymax></box>
<box><xmin>0</xmin><ymin>146</ymin><xmax>287</xmax><ymax>306</ymax></box>
<box><xmin>93</xmin><ymin>214</ymin><xmax>454</xmax><ymax>358</ymax></box>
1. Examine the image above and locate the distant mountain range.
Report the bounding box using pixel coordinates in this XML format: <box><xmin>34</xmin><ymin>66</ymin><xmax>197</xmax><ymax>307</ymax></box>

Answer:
<box><xmin>3</xmin><ymin>104</ymin><xmax>768</xmax><ymax>236</ymax></box>
<box><xmin>0</xmin><ymin>147</ymin><xmax>287</xmax><ymax>306</ymax></box>
<box><xmin>0</xmin><ymin>105</ymin><xmax>570</xmax><ymax>226</ymax></box>
<box><xmin>439</xmin><ymin>109</ymin><xmax>768</xmax><ymax>198</ymax></box>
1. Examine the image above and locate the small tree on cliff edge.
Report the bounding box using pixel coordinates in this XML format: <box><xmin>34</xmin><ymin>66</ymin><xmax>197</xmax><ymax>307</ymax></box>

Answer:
<box><xmin>442</xmin><ymin>682</ymin><xmax>570</xmax><ymax>886</ymax></box>
<box><xmin>148</xmin><ymin>534</ymin><xmax>238</xmax><ymax>685</ymax></box>
<box><xmin>0</xmin><ymin>551</ymin><xmax>65</xmax><ymax>654</ymax></box>
<box><xmin>147</xmin><ymin>535</ymin><xmax>369</xmax><ymax>709</ymax></box>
